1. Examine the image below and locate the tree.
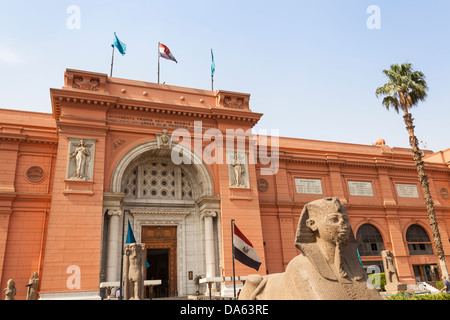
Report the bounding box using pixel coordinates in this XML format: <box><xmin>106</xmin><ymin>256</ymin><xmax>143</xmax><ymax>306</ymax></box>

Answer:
<box><xmin>376</xmin><ymin>62</ymin><xmax>449</xmax><ymax>279</ymax></box>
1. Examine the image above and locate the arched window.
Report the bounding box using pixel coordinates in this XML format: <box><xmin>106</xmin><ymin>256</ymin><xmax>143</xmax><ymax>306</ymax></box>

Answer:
<box><xmin>356</xmin><ymin>224</ymin><xmax>385</xmax><ymax>256</ymax></box>
<box><xmin>406</xmin><ymin>224</ymin><xmax>433</xmax><ymax>255</ymax></box>
<box><xmin>121</xmin><ymin>161</ymin><xmax>193</xmax><ymax>200</ymax></box>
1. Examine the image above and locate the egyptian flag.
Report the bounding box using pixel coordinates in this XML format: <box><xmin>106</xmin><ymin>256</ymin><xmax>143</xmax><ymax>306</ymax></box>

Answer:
<box><xmin>159</xmin><ymin>43</ymin><xmax>177</xmax><ymax>63</ymax></box>
<box><xmin>233</xmin><ymin>224</ymin><xmax>262</xmax><ymax>271</ymax></box>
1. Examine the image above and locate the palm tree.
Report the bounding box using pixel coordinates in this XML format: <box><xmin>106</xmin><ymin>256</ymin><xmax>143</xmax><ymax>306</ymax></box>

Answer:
<box><xmin>376</xmin><ymin>63</ymin><xmax>449</xmax><ymax>279</ymax></box>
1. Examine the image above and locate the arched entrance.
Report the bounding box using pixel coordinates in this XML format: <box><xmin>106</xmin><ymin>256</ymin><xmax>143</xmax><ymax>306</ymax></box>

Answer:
<box><xmin>102</xmin><ymin>140</ymin><xmax>220</xmax><ymax>297</ymax></box>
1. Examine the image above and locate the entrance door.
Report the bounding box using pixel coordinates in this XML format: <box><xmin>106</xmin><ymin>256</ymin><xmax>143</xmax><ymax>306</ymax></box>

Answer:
<box><xmin>147</xmin><ymin>249</ymin><xmax>169</xmax><ymax>298</ymax></box>
<box><xmin>142</xmin><ymin>226</ymin><xmax>177</xmax><ymax>296</ymax></box>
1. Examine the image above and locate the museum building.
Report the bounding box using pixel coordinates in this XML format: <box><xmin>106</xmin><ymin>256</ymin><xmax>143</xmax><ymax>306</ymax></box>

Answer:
<box><xmin>1</xmin><ymin>69</ymin><xmax>449</xmax><ymax>299</ymax></box>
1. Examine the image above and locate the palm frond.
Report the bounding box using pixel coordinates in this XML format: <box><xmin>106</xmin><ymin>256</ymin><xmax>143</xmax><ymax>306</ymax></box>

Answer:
<box><xmin>376</xmin><ymin>62</ymin><xmax>428</xmax><ymax>112</ymax></box>
<box><xmin>382</xmin><ymin>96</ymin><xmax>401</xmax><ymax>113</ymax></box>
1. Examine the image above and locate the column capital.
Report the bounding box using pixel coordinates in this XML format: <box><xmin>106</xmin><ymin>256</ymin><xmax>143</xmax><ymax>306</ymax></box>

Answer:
<box><xmin>106</xmin><ymin>208</ymin><xmax>122</xmax><ymax>217</ymax></box>
<box><xmin>201</xmin><ymin>211</ymin><xmax>217</xmax><ymax>219</ymax></box>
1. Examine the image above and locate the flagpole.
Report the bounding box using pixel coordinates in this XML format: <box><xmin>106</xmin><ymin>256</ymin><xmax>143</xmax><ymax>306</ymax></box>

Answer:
<box><xmin>231</xmin><ymin>219</ymin><xmax>236</xmax><ymax>299</ymax></box>
<box><xmin>110</xmin><ymin>32</ymin><xmax>116</xmax><ymax>77</ymax></box>
<box><xmin>157</xmin><ymin>42</ymin><xmax>160</xmax><ymax>84</ymax></box>
<box><xmin>110</xmin><ymin>44</ymin><xmax>115</xmax><ymax>77</ymax></box>
<box><xmin>119</xmin><ymin>209</ymin><xmax>127</xmax><ymax>300</ymax></box>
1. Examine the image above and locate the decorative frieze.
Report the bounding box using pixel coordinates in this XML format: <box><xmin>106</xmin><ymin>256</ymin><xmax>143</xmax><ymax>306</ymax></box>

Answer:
<box><xmin>65</xmin><ymin>69</ymin><xmax>107</xmax><ymax>92</ymax></box>
<box><xmin>215</xmin><ymin>90</ymin><xmax>250</xmax><ymax>110</ymax></box>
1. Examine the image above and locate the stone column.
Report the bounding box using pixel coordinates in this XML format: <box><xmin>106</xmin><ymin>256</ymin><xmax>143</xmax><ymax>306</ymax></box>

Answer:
<box><xmin>106</xmin><ymin>209</ymin><xmax>122</xmax><ymax>282</ymax></box>
<box><xmin>203</xmin><ymin>211</ymin><xmax>217</xmax><ymax>278</ymax></box>
<box><xmin>103</xmin><ymin>192</ymin><xmax>125</xmax><ymax>283</ymax></box>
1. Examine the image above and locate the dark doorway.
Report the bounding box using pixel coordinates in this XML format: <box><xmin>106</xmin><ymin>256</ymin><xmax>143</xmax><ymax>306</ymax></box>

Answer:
<box><xmin>413</xmin><ymin>264</ymin><xmax>440</xmax><ymax>282</ymax></box>
<box><xmin>146</xmin><ymin>248</ymin><xmax>169</xmax><ymax>298</ymax></box>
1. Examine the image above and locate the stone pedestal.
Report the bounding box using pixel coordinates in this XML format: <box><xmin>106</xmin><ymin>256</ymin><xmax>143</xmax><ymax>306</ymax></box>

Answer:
<box><xmin>385</xmin><ymin>282</ymin><xmax>407</xmax><ymax>294</ymax></box>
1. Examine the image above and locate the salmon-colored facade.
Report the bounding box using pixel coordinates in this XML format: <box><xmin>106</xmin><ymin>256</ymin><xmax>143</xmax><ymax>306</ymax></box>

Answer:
<box><xmin>1</xmin><ymin>69</ymin><xmax>449</xmax><ymax>299</ymax></box>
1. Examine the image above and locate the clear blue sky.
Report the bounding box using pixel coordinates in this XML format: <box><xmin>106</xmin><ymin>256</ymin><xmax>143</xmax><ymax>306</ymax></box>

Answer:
<box><xmin>1</xmin><ymin>0</ymin><xmax>449</xmax><ymax>152</ymax></box>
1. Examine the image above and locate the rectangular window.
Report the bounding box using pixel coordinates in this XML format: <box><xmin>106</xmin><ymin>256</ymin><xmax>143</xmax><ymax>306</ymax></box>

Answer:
<box><xmin>408</xmin><ymin>243</ymin><xmax>433</xmax><ymax>255</ymax></box>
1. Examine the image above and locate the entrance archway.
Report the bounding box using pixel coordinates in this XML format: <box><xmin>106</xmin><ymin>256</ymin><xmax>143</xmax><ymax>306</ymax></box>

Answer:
<box><xmin>103</xmin><ymin>140</ymin><xmax>220</xmax><ymax>296</ymax></box>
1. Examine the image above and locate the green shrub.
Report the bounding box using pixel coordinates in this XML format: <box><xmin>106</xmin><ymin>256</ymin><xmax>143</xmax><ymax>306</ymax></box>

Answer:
<box><xmin>387</xmin><ymin>292</ymin><xmax>450</xmax><ymax>300</ymax></box>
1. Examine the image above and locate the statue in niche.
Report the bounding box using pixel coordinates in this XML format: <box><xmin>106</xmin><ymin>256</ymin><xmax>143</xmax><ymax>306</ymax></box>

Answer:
<box><xmin>123</xmin><ymin>243</ymin><xmax>145</xmax><ymax>300</ymax></box>
<box><xmin>231</xmin><ymin>151</ymin><xmax>246</xmax><ymax>188</ymax></box>
<box><xmin>4</xmin><ymin>279</ymin><xmax>16</xmax><ymax>300</ymax></box>
<box><xmin>382</xmin><ymin>249</ymin><xmax>407</xmax><ymax>293</ymax></box>
<box><xmin>69</xmin><ymin>138</ymin><xmax>90</xmax><ymax>180</ymax></box>
<box><xmin>26</xmin><ymin>272</ymin><xmax>39</xmax><ymax>300</ymax></box>
<box><xmin>239</xmin><ymin>197</ymin><xmax>383</xmax><ymax>300</ymax></box>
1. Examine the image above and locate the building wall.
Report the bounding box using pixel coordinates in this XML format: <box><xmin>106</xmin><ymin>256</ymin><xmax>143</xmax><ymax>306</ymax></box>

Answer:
<box><xmin>0</xmin><ymin>110</ymin><xmax>57</xmax><ymax>299</ymax></box>
<box><xmin>256</xmin><ymin>137</ymin><xmax>450</xmax><ymax>284</ymax></box>
<box><xmin>0</xmin><ymin>69</ymin><xmax>449</xmax><ymax>299</ymax></box>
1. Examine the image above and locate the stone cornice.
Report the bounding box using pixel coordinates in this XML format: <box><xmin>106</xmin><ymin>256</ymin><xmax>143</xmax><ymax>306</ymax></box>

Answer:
<box><xmin>52</xmin><ymin>69</ymin><xmax>263</xmax><ymax>126</ymax></box>
<box><xmin>277</xmin><ymin>153</ymin><xmax>449</xmax><ymax>173</ymax></box>
<box><xmin>0</xmin><ymin>132</ymin><xmax>58</xmax><ymax>145</ymax></box>
<box><xmin>258</xmin><ymin>199</ymin><xmax>450</xmax><ymax>211</ymax></box>
<box><xmin>129</xmin><ymin>208</ymin><xmax>192</xmax><ymax>216</ymax></box>
<box><xmin>51</xmin><ymin>91</ymin><xmax>262</xmax><ymax>126</ymax></box>
<box><xmin>57</xmin><ymin>121</ymin><xmax>109</xmax><ymax>136</ymax></box>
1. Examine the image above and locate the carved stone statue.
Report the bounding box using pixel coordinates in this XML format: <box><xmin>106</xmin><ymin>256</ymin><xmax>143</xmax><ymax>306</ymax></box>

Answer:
<box><xmin>69</xmin><ymin>138</ymin><xmax>90</xmax><ymax>180</ymax></box>
<box><xmin>4</xmin><ymin>279</ymin><xmax>16</xmax><ymax>300</ymax></box>
<box><xmin>123</xmin><ymin>243</ymin><xmax>146</xmax><ymax>300</ymax></box>
<box><xmin>239</xmin><ymin>197</ymin><xmax>382</xmax><ymax>300</ymax></box>
<box><xmin>382</xmin><ymin>250</ymin><xmax>407</xmax><ymax>293</ymax></box>
<box><xmin>159</xmin><ymin>129</ymin><xmax>170</xmax><ymax>148</ymax></box>
<box><xmin>231</xmin><ymin>151</ymin><xmax>245</xmax><ymax>187</ymax></box>
<box><xmin>26</xmin><ymin>272</ymin><xmax>39</xmax><ymax>300</ymax></box>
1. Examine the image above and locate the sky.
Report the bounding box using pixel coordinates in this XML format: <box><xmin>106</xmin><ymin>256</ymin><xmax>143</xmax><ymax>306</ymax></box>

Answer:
<box><xmin>0</xmin><ymin>0</ymin><xmax>449</xmax><ymax>152</ymax></box>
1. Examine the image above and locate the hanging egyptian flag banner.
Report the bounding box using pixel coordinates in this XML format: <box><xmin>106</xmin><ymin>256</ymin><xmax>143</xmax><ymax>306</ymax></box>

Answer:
<box><xmin>233</xmin><ymin>224</ymin><xmax>262</xmax><ymax>271</ymax></box>
<box><xmin>159</xmin><ymin>43</ymin><xmax>177</xmax><ymax>63</ymax></box>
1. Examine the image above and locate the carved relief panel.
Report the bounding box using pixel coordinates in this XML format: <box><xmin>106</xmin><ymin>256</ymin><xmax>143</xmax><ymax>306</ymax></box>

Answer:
<box><xmin>66</xmin><ymin>137</ymin><xmax>97</xmax><ymax>181</ymax></box>
<box><xmin>227</xmin><ymin>150</ymin><xmax>249</xmax><ymax>188</ymax></box>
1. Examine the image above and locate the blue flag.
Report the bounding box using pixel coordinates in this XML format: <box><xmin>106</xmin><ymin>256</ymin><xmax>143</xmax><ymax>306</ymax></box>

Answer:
<box><xmin>357</xmin><ymin>249</ymin><xmax>362</xmax><ymax>266</ymax></box>
<box><xmin>126</xmin><ymin>220</ymin><xmax>136</xmax><ymax>244</ymax></box>
<box><xmin>112</xmin><ymin>33</ymin><xmax>126</xmax><ymax>56</ymax></box>
<box><xmin>211</xmin><ymin>49</ymin><xmax>215</xmax><ymax>76</ymax></box>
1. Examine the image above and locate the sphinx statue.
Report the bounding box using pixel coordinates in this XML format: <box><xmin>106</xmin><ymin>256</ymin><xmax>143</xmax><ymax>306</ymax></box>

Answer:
<box><xmin>239</xmin><ymin>197</ymin><xmax>382</xmax><ymax>300</ymax></box>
